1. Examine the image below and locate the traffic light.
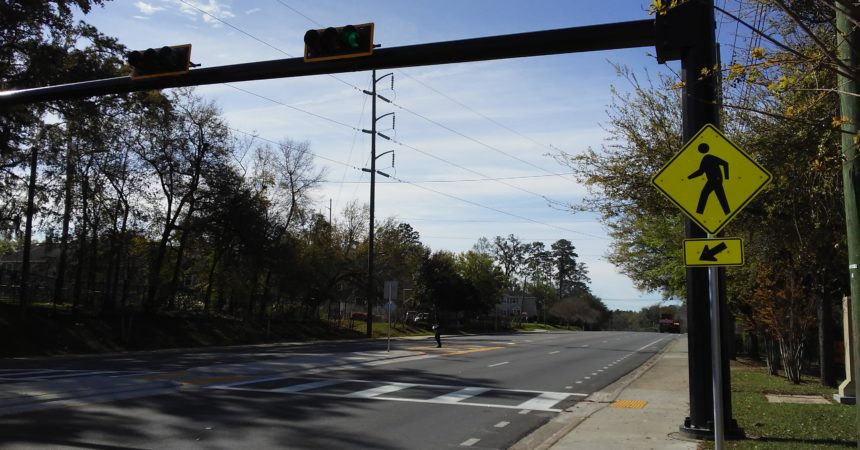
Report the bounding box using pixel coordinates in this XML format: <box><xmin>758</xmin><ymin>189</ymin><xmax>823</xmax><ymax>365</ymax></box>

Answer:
<box><xmin>304</xmin><ymin>23</ymin><xmax>374</xmax><ymax>62</ymax></box>
<box><xmin>127</xmin><ymin>44</ymin><xmax>192</xmax><ymax>80</ymax></box>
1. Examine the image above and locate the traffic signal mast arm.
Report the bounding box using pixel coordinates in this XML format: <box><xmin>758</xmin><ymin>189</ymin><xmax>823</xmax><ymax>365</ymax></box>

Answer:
<box><xmin>0</xmin><ymin>19</ymin><xmax>655</xmax><ymax>107</ymax></box>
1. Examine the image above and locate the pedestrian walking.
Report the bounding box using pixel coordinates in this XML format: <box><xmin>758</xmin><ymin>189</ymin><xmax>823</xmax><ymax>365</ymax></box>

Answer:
<box><xmin>433</xmin><ymin>323</ymin><xmax>441</xmax><ymax>348</ymax></box>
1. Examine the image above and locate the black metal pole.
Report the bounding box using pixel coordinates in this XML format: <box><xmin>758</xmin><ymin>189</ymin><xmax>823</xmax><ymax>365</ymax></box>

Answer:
<box><xmin>664</xmin><ymin>0</ymin><xmax>739</xmax><ymax>438</ymax></box>
<box><xmin>0</xmin><ymin>20</ymin><xmax>655</xmax><ymax>108</ymax></box>
<box><xmin>366</xmin><ymin>69</ymin><xmax>377</xmax><ymax>338</ymax></box>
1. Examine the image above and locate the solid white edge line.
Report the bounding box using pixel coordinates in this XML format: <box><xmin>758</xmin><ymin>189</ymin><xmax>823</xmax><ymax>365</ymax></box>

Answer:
<box><xmin>636</xmin><ymin>337</ymin><xmax>666</xmax><ymax>352</ymax></box>
<box><xmin>488</xmin><ymin>361</ymin><xmax>509</xmax><ymax>368</ymax></box>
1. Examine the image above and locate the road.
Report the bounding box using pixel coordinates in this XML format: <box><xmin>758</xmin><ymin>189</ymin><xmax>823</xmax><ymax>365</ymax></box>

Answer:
<box><xmin>0</xmin><ymin>331</ymin><xmax>674</xmax><ymax>449</ymax></box>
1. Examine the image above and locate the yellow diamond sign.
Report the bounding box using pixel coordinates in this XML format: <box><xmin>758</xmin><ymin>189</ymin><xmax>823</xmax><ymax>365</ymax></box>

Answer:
<box><xmin>651</xmin><ymin>124</ymin><xmax>771</xmax><ymax>234</ymax></box>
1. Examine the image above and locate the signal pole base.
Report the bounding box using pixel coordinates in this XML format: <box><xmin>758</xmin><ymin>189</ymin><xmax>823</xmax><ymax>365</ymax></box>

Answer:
<box><xmin>679</xmin><ymin>418</ymin><xmax>745</xmax><ymax>440</ymax></box>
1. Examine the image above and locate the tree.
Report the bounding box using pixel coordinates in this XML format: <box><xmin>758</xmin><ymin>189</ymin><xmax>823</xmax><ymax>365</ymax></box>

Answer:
<box><xmin>128</xmin><ymin>89</ymin><xmax>230</xmax><ymax>312</ymax></box>
<box><xmin>492</xmin><ymin>234</ymin><xmax>526</xmax><ymax>288</ymax></box>
<box><xmin>550</xmin><ymin>297</ymin><xmax>599</xmax><ymax>330</ymax></box>
<box><xmin>551</xmin><ymin>239</ymin><xmax>589</xmax><ymax>298</ymax></box>
<box><xmin>456</xmin><ymin>250</ymin><xmax>506</xmax><ymax>314</ymax></box>
<box><xmin>0</xmin><ymin>1</ymin><xmax>122</xmax><ymax>310</ymax></box>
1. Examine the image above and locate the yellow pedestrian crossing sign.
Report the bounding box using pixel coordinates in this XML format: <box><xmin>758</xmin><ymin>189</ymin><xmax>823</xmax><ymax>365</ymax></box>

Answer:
<box><xmin>683</xmin><ymin>238</ymin><xmax>744</xmax><ymax>267</ymax></box>
<box><xmin>651</xmin><ymin>124</ymin><xmax>771</xmax><ymax>234</ymax></box>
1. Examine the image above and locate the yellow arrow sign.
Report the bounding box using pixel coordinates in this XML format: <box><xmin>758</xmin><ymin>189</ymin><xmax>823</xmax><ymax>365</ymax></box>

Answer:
<box><xmin>683</xmin><ymin>238</ymin><xmax>744</xmax><ymax>267</ymax></box>
<box><xmin>651</xmin><ymin>124</ymin><xmax>771</xmax><ymax>234</ymax></box>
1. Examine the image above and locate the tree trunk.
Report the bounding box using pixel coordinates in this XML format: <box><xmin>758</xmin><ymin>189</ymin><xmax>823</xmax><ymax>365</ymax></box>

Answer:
<box><xmin>73</xmin><ymin>176</ymin><xmax>89</xmax><ymax>311</ymax></box>
<box><xmin>748</xmin><ymin>331</ymin><xmax>760</xmax><ymax>361</ymax></box>
<box><xmin>818</xmin><ymin>294</ymin><xmax>836</xmax><ymax>387</ymax></box>
<box><xmin>53</xmin><ymin>148</ymin><xmax>74</xmax><ymax>306</ymax></box>
<box><xmin>168</xmin><ymin>225</ymin><xmax>190</xmax><ymax>311</ymax></box>
<box><xmin>19</xmin><ymin>145</ymin><xmax>38</xmax><ymax>312</ymax></box>
<box><xmin>203</xmin><ymin>251</ymin><xmax>221</xmax><ymax>314</ymax></box>
<box><xmin>146</xmin><ymin>225</ymin><xmax>172</xmax><ymax>313</ymax></box>
<box><xmin>765</xmin><ymin>334</ymin><xmax>780</xmax><ymax>376</ymax></box>
<box><xmin>778</xmin><ymin>334</ymin><xmax>805</xmax><ymax>384</ymax></box>
<box><xmin>87</xmin><ymin>206</ymin><xmax>99</xmax><ymax>309</ymax></box>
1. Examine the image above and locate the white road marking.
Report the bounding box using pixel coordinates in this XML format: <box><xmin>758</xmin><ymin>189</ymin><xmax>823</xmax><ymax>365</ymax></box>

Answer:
<box><xmin>575</xmin><ymin>381</ymin><xmax>583</xmax><ymax>384</ymax></box>
<box><xmin>519</xmin><ymin>409</ymin><xmax>531</xmax><ymax>415</ymax></box>
<box><xmin>460</xmin><ymin>438</ymin><xmax>481</xmax><ymax>447</ymax></box>
<box><xmin>346</xmin><ymin>382</ymin><xmax>414</xmax><ymax>398</ymax></box>
<box><xmin>584</xmin><ymin>376</ymin><xmax>591</xmax><ymax>380</ymax></box>
<box><xmin>211</xmin><ymin>378</ymin><xmax>586</xmax><ymax>412</ymax></box>
<box><xmin>488</xmin><ymin>361</ymin><xmax>509</xmax><ymax>368</ymax></box>
<box><xmin>548</xmin><ymin>351</ymin><xmax>560</xmax><ymax>355</ymax></box>
<box><xmin>565</xmin><ymin>386</ymin><xmax>573</xmax><ymax>389</ymax></box>
<box><xmin>431</xmin><ymin>387</ymin><xmax>491</xmax><ymax>403</ymax></box>
<box><xmin>637</xmin><ymin>337</ymin><xmax>666</xmax><ymax>352</ymax></box>
<box><xmin>495</xmin><ymin>421</ymin><xmax>510</xmax><ymax>428</ymax></box>
<box><xmin>516</xmin><ymin>392</ymin><xmax>572</xmax><ymax>410</ymax></box>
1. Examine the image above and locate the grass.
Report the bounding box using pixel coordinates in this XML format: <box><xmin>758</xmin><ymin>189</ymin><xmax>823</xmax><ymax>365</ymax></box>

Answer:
<box><xmin>704</xmin><ymin>359</ymin><xmax>857</xmax><ymax>449</ymax></box>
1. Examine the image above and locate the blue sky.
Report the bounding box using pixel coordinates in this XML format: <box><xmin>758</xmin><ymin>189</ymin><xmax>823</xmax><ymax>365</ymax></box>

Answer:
<box><xmin>76</xmin><ymin>0</ymin><xmax>685</xmax><ymax>311</ymax></box>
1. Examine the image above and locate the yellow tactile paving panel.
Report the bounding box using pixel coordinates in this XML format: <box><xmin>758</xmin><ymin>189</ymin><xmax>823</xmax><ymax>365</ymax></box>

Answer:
<box><xmin>610</xmin><ymin>399</ymin><xmax>648</xmax><ymax>409</ymax></box>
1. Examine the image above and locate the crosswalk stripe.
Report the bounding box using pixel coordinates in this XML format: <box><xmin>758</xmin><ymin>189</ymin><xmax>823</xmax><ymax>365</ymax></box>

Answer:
<box><xmin>430</xmin><ymin>387</ymin><xmax>491</xmax><ymax>404</ymax></box>
<box><xmin>346</xmin><ymin>382</ymin><xmax>415</xmax><ymax>398</ymax></box>
<box><xmin>515</xmin><ymin>392</ymin><xmax>571</xmax><ymax>410</ymax></box>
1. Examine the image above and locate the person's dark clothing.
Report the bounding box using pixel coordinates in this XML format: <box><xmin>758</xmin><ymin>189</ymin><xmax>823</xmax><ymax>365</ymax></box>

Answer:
<box><xmin>433</xmin><ymin>324</ymin><xmax>441</xmax><ymax>348</ymax></box>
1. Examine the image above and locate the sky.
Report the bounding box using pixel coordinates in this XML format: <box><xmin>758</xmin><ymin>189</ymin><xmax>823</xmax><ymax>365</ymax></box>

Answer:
<box><xmin>74</xmin><ymin>0</ymin><xmax>688</xmax><ymax>312</ymax></box>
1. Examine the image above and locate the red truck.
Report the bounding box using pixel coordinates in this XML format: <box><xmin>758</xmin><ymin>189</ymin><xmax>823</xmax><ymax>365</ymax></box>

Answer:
<box><xmin>658</xmin><ymin>314</ymin><xmax>681</xmax><ymax>333</ymax></box>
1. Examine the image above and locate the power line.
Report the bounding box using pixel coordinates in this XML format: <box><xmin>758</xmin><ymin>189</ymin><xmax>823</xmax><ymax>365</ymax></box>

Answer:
<box><xmin>177</xmin><ymin>0</ymin><xmax>359</xmax><ymax>91</ymax></box>
<box><xmin>270</xmin><ymin>1</ymin><xmax>580</xmax><ymax>187</ymax></box>
<box><xmin>229</xmin><ymin>124</ymin><xmax>599</xmax><ymax>239</ymax></box>
<box><xmin>318</xmin><ymin>172</ymin><xmax>575</xmax><ymax>184</ymax></box>
<box><xmin>223</xmin><ymin>80</ymin><xmax>570</xmax><ymax>207</ymax></box>
<box><xmin>174</xmin><ymin>2</ymin><xmax>590</xmax><ymax>238</ymax></box>
<box><xmin>224</xmin><ymin>83</ymin><xmax>360</xmax><ymax>131</ymax></box>
<box><xmin>395</xmin><ymin>70</ymin><xmax>571</xmax><ymax>160</ymax></box>
<box><xmin>386</xmin><ymin>173</ymin><xmax>606</xmax><ymax>240</ymax></box>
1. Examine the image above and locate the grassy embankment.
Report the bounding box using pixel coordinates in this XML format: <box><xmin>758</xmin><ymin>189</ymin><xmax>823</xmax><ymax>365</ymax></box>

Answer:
<box><xmin>703</xmin><ymin>358</ymin><xmax>857</xmax><ymax>449</ymax></box>
<box><xmin>1</xmin><ymin>302</ymin><xmax>564</xmax><ymax>357</ymax></box>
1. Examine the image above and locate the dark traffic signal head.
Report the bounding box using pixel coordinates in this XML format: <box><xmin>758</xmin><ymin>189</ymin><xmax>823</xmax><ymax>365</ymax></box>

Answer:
<box><xmin>127</xmin><ymin>44</ymin><xmax>192</xmax><ymax>80</ymax></box>
<box><xmin>304</xmin><ymin>23</ymin><xmax>374</xmax><ymax>62</ymax></box>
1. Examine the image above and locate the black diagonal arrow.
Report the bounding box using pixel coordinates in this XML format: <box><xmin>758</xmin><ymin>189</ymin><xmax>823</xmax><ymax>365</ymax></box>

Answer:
<box><xmin>699</xmin><ymin>242</ymin><xmax>728</xmax><ymax>261</ymax></box>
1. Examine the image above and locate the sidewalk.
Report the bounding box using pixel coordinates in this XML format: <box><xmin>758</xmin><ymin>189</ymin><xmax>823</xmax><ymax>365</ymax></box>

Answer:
<box><xmin>513</xmin><ymin>336</ymin><xmax>700</xmax><ymax>450</ymax></box>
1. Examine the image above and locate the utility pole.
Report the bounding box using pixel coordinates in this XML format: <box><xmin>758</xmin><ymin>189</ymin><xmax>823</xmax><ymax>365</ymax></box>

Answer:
<box><xmin>836</xmin><ymin>0</ymin><xmax>860</xmax><ymax>437</ymax></box>
<box><xmin>362</xmin><ymin>69</ymin><xmax>394</xmax><ymax>338</ymax></box>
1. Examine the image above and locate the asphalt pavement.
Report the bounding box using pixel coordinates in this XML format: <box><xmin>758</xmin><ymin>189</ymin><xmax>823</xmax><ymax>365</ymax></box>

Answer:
<box><xmin>513</xmin><ymin>336</ymin><xmax>699</xmax><ymax>450</ymax></box>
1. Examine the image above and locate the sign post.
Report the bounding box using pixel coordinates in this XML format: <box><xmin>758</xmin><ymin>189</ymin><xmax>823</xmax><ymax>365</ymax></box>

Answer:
<box><xmin>652</xmin><ymin>123</ymin><xmax>770</xmax><ymax>446</ymax></box>
<box><xmin>385</xmin><ymin>281</ymin><xmax>398</xmax><ymax>352</ymax></box>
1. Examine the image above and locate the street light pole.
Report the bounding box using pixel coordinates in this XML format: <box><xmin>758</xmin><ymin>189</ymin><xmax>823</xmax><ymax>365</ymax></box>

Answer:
<box><xmin>362</xmin><ymin>69</ymin><xmax>394</xmax><ymax>338</ymax></box>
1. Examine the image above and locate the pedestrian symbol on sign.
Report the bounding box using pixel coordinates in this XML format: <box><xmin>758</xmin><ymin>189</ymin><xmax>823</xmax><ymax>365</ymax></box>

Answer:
<box><xmin>687</xmin><ymin>143</ymin><xmax>730</xmax><ymax>215</ymax></box>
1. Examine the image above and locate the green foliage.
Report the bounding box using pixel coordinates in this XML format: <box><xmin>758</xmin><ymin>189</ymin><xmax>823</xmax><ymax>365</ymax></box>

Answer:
<box><xmin>556</xmin><ymin>67</ymin><xmax>684</xmax><ymax>300</ymax></box>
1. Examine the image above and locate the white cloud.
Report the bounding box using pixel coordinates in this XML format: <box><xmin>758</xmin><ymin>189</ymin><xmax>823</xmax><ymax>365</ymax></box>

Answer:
<box><xmin>246</xmin><ymin>8</ymin><xmax>262</xmax><ymax>15</ymax></box>
<box><xmin>174</xmin><ymin>0</ymin><xmax>235</xmax><ymax>27</ymax></box>
<box><xmin>135</xmin><ymin>1</ymin><xmax>164</xmax><ymax>15</ymax></box>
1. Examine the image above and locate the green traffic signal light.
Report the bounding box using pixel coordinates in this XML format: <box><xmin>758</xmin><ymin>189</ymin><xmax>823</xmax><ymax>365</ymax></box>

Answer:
<box><xmin>341</xmin><ymin>25</ymin><xmax>359</xmax><ymax>48</ymax></box>
<box><xmin>303</xmin><ymin>23</ymin><xmax>374</xmax><ymax>62</ymax></box>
